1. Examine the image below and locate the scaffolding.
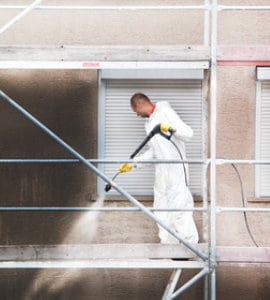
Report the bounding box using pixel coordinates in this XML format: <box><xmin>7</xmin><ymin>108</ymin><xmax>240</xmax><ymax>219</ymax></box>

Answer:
<box><xmin>0</xmin><ymin>1</ymin><xmax>270</xmax><ymax>299</ymax></box>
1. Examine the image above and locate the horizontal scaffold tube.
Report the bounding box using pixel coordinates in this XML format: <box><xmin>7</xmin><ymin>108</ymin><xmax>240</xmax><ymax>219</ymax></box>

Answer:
<box><xmin>0</xmin><ymin>207</ymin><xmax>207</xmax><ymax>212</ymax></box>
<box><xmin>1</xmin><ymin>159</ymin><xmax>270</xmax><ymax>165</ymax></box>
<box><xmin>219</xmin><ymin>5</ymin><xmax>270</xmax><ymax>11</ymax></box>
<box><xmin>217</xmin><ymin>207</ymin><xmax>270</xmax><ymax>213</ymax></box>
<box><xmin>1</xmin><ymin>5</ymin><xmax>270</xmax><ymax>11</ymax></box>
<box><xmin>0</xmin><ymin>159</ymin><xmax>207</xmax><ymax>164</ymax></box>
<box><xmin>0</xmin><ymin>5</ymin><xmax>209</xmax><ymax>11</ymax></box>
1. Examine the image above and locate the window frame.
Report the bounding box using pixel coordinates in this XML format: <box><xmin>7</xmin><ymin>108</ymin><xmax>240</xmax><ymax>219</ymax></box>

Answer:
<box><xmin>255</xmin><ymin>67</ymin><xmax>270</xmax><ymax>198</ymax></box>
<box><xmin>97</xmin><ymin>69</ymin><xmax>208</xmax><ymax>198</ymax></box>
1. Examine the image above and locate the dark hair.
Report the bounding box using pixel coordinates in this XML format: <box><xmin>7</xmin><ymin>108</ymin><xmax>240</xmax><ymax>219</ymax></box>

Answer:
<box><xmin>130</xmin><ymin>93</ymin><xmax>150</xmax><ymax>106</ymax></box>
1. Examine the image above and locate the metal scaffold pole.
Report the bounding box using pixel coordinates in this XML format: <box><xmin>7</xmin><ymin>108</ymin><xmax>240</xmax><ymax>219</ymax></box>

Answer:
<box><xmin>0</xmin><ymin>5</ymin><xmax>208</xmax><ymax>11</ymax></box>
<box><xmin>0</xmin><ymin>0</ymin><xmax>44</xmax><ymax>35</ymax></box>
<box><xmin>210</xmin><ymin>0</ymin><xmax>218</xmax><ymax>299</ymax></box>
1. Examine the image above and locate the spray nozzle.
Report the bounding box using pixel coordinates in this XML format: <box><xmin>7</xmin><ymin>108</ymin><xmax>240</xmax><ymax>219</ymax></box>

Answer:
<box><xmin>104</xmin><ymin>172</ymin><xmax>120</xmax><ymax>192</ymax></box>
<box><xmin>105</xmin><ymin>183</ymin><xmax>112</xmax><ymax>192</ymax></box>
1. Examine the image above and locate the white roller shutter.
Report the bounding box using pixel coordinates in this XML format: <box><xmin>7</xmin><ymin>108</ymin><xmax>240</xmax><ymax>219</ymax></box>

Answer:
<box><xmin>99</xmin><ymin>79</ymin><xmax>204</xmax><ymax>196</ymax></box>
<box><xmin>256</xmin><ymin>80</ymin><xmax>270</xmax><ymax>197</ymax></box>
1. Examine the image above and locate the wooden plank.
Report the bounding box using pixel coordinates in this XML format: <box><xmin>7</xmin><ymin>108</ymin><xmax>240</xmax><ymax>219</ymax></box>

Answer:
<box><xmin>0</xmin><ymin>243</ymin><xmax>206</xmax><ymax>260</ymax></box>
<box><xmin>216</xmin><ymin>246</ymin><xmax>270</xmax><ymax>263</ymax></box>
<box><xmin>0</xmin><ymin>259</ymin><xmax>206</xmax><ymax>269</ymax></box>
<box><xmin>2</xmin><ymin>45</ymin><xmax>270</xmax><ymax>67</ymax></box>
<box><xmin>0</xmin><ymin>45</ymin><xmax>210</xmax><ymax>62</ymax></box>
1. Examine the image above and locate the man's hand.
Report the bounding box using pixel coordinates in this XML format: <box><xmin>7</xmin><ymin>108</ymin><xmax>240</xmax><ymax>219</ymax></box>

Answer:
<box><xmin>160</xmin><ymin>124</ymin><xmax>175</xmax><ymax>133</ymax></box>
<box><xmin>118</xmin><ymin>163</ymin><xmax>132</xmax><ymax>173</ymax></box>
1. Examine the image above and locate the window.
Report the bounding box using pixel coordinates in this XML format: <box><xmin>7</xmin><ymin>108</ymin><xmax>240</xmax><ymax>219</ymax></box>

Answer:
<box><xmin>98</xmin><ymin>70</ymin><xmax>207</xmax><ymax>197</ymax></box>
<box><xmin>256</xmin><ymin>67</ymin><xmax>270</xmax><ymax>197</ymax></box>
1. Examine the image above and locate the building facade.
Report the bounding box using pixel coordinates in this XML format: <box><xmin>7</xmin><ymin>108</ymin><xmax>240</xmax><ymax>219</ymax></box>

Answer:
<box><xmin>0</xmin><ymin>1</ymin><xmax>269</xmax><ymax>299</ymax></box>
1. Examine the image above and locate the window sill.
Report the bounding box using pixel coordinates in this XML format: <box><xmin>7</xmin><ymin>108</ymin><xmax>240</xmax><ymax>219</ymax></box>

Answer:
<box><xmin>248</xmin><ymin>197</ymin><xmax>270</xmax><ymax>203</ymax></box>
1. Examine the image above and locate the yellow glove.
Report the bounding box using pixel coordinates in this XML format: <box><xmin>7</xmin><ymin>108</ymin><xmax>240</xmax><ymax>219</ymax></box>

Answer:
<box><xmin>160</xmin><ymin>123</ymin><xmax>174</xmax><ymax>133</ymax></box>
<box><xmin>118</xmin><ymin>163</ymin><xmax>132</xmax><ymax>173</ymax></box>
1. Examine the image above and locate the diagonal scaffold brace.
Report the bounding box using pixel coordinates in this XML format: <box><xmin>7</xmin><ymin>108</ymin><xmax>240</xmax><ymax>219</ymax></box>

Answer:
<box><xmin>0</xmin><ymin>88</ymin><xmax>207</xmax><ymax>261</ymax></box>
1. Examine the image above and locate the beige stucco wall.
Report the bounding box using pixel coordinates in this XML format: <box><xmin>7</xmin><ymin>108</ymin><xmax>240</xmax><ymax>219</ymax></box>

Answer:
<box><xmin>215</xmin><ymin>65</ymin><xmax>269</xmax><ymax>248</ymax></box>
<box><xmin>0</xmin><ymin>1</ymin><xmax>270</xmax><ymax>299</ymax></box>
<box><xmin>0</xmin><ymin>0</ymin><xmax>204</xmax><ymax>45</ymax></box>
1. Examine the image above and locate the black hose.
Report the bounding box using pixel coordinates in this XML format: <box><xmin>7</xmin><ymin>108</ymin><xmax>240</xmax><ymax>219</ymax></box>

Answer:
<box><xmin>168</xmin><ymin>138</ymin><xmax>188</xmax><ymax>187</ymax></box>
<box><xmin>231</xmin><ymin>163</ymin><xmax>259</xmax><ymax>247</ymax></box>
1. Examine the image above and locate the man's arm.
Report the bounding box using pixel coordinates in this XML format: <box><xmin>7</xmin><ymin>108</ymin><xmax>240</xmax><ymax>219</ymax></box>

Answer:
<box><xmin>164</xmin><ymin>107</ymin><xmax>193</xmax><ymax>142</ymax></box>
<box><xmin>133</xmin><ymin>146</ymin><xmax>155</xmax><ymax>169</ymax></box>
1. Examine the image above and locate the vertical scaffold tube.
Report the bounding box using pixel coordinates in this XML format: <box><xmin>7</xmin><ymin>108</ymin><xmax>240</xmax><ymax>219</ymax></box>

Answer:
<box><xmin>210</xmin><ymin>0</ymin><xmax>218</xmax><ymax>299</ymax></box>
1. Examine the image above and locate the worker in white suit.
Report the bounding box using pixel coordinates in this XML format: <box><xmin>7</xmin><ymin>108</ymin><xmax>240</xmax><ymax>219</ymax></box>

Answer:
<box><xmin>119</xmin><ymin>93</ymin><xmax>199</xmax><ymax>244</ymax></box>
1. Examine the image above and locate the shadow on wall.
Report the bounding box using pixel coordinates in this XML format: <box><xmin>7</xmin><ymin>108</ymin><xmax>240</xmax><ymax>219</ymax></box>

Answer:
<box><xmin>0</xmin><ymin>69</ymin><xmax>98</xmax><ymax>208</ymax></box>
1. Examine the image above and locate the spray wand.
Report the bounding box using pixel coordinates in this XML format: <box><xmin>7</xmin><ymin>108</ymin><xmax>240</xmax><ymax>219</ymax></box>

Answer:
<box><xmin>105</xmin><ymin>124</ymin><xmax>173</xmax><ymax>192</ymax></box>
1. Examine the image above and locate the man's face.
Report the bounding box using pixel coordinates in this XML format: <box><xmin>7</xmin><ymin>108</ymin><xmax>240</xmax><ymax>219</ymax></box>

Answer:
<box><xmin>131</xmin><ymin>102</ymin><xmax>149</xmax><ymax>118</ymax></box>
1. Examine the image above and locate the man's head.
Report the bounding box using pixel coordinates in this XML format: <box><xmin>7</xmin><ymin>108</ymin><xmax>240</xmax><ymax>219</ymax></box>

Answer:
<box><xmin>130</xmin><ymin>93</ymin><xmax>154</xmax><ymax>118</ymax></box>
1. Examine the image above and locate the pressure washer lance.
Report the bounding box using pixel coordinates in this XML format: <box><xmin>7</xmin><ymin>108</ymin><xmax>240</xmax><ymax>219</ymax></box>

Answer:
<box><xmin>105</xmin><ymin>124</ymin><xmax>173</xmax><ymax>192</ymax></box>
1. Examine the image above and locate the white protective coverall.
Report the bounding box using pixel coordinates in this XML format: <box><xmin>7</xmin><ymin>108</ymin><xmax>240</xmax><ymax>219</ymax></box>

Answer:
<box><xmin>136</xmin><ymin>101</ymin><xmax>199</xmax><ymax>244</ymax></box>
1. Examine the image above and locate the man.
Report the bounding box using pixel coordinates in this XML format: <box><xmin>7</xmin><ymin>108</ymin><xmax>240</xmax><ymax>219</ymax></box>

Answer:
<box><xmin>119</xmin><ymin>93</ymin><xmax>198</xmax><ymax>244</ymax></box>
